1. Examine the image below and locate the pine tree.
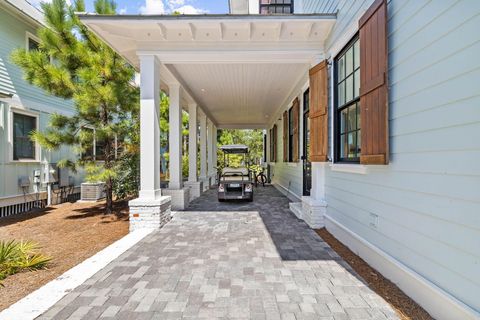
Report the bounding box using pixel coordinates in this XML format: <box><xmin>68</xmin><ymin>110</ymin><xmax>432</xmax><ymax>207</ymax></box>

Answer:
<box><xmin>11</xmin><ymin>0</ymin><xmax>138</xmax><ymax>214</ymax></box>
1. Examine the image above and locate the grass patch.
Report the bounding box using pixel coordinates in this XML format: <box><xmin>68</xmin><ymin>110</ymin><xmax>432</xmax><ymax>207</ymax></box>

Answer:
<box><xmin>0</xmin><ymin>240</ymin><xmax>51</xmax><ymax>285</ymax></box>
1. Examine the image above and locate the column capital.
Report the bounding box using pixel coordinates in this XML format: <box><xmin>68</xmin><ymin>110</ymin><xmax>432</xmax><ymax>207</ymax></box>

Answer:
<box><xmin>138</xmin><ymin>53</ymin><xmax>160</xmax><ymax>62</ymax></box>
<box><xmin>167</xmin><ymin>82</ymin><xmax>181</xmax><ymax>90</ymax></box>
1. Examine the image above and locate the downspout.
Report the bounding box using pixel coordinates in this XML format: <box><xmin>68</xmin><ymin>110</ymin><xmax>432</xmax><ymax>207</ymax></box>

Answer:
<box><xmin>329</xmin><ymin>57</ymin><xmax>335</xmax><ymax>162</ymax></box>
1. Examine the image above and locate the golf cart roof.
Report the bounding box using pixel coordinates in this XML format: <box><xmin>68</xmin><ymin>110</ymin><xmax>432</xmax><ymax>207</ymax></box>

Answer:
<box><xmin>220</xmin><ymin>144</ymin><xmax>249</xmax><ymax>154</ymax></box>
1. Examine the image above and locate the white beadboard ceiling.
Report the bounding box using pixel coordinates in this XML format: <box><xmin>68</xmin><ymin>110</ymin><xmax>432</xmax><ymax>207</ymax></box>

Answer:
<box><xmin>79</xmin><ymin>14</ymin><xmax>336</xmax><ymax>128</ymax></box>
<box><xmin>171</xmin><ymin>63</ymin><xmax>308</xmax><ymax>128</ymax></box>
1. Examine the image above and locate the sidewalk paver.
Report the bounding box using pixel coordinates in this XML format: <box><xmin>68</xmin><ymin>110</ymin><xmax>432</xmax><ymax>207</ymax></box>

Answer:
<box><xmin>40</xmin><ymin>186</ymin><xmax>397</xmax><ymax>319</ymax></box>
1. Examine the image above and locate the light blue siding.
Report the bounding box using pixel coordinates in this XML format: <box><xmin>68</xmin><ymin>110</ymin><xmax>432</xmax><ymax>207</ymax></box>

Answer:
<box><xmin>269</xmin><ymin>114</ymin><xmax>304</xmax><ymax>200</ymax></box>
<box><xmin>0</xmin><ymin>9</ymin><xmax>74</xmax><ymax>112</ymax></box>
<box><xmin>0</xmin><ymin>6</ymin><xmax>81</xmax><ymax>200</ymax></box>
<box><xmin>302</xmin><ymin>0</ymin><xmax>480</xmax><ymax>312</ymax></box>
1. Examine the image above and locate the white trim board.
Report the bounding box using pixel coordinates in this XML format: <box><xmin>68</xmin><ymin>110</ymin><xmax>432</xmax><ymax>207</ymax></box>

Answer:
<box><xmin>272</xmin><ymin>182</ymin><xmax>301</xmax><ymax>202</ymax></box>
<box><xmin>0</xmin><ymin>229</ymin><xmax>154</xmax><ymax>320</ymax></box>
<box><xmin>324</xmin><ymin>215</ymin><xmax>480</xmax><ymax>320</ymax></box>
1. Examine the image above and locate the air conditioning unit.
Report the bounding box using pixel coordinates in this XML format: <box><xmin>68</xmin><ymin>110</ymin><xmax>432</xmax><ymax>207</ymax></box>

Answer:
<box><xmin>81</xmin><ymin>182</ymin><xmax>106</xmax><ymax>201</ymax></box>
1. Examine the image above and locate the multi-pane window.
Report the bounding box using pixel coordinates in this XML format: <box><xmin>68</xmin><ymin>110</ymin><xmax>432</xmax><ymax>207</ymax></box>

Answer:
<box><xmin>13</xmin><ymin>113</ymin><xmax>36</xmax><ymax>160</ymax></box>
<box><xmin>335</xmin><ymin>36</ymin><xmax>361</xmax><ymax>162</ymax></box>
<box><xmin>27</xmin><ymin>37</ymin><xmax>40</xmax><ymax>51</ymax></box>
<box><xmin>81</xmin><ymin>128</ymin><xmax>106</xmax><ymax>161</ymax></box>
<box><xmin>288</xmin><ymin>107</ymin><xmax>294</xmax><ymax>161</ymax></box>
<box><xmin>260</xmin><ymin>0</ymin><xmax>293</xmax><ymax>14</ymax></box>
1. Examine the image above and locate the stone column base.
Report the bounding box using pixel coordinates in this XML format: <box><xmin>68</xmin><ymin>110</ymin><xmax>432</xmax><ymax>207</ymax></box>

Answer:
<box><xmin>200</xmin><ymin>177</ymin><xmax>210</xmax><ymax>192</ymax></box>
<box><xmin>184</xmin><ymin>181</ymin><xmax>203</xmax><ymax>201</ymax></box>
<box><xmin>162</xmin><ymin>187</ymin><xmax>190</xmax><ymax>210</ymax></box>
<box><xmin>301</xmin><ymin>196</ymin><xmax>327</xmax><ymax>229</ymax></box>
<box><xmin>208</xmin><ymin>174</ymin><xmax>217</xmax><ymax>187</ymax></box>
<box><xmin>128</xmin><ymin>196</ymin><xmax>172</xmax><ymax>232</ymax></box>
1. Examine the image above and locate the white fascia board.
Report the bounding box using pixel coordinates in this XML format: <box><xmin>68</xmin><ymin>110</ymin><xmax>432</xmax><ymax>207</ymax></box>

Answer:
<box><xmin>136</xmin><ymin>49</ymin><xmax>324</xmax><ymax>64</ymax></box>
<box><xmin>3</xmin><ymin>0</ymin><xmax>46</xmax><ymax>27</ymax></box>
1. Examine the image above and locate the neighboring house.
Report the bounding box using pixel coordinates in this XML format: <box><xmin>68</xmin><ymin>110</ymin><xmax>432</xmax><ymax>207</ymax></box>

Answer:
<box><xmin>78</xmin><ymin>0</ymin><xmax>479</xmax><ymax>319</ymax></box>
<box><xmin>0</xmin><ymin>0</ymin><xmax>83</xmax><ymax>217</ymax></box>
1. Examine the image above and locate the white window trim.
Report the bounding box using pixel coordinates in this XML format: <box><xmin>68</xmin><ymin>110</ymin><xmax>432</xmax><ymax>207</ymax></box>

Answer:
<box><xmin>329</xmin><ymin>163</ymin><xmax>368</xmax><ymax>175</ymax></box>
<box><xmin>328</xmin><ymin>20</ymin><xmax>363</xmax><ymax>166</ymax></box>
<box><xmin>25</xmin><ymin>31</ymin><xmax>41</xmax><ymax>51</ymax></box>
<box><xmin>8</xmin><ymin>106</ymin><xmax>41</xmax><ymax>163</ymax></box>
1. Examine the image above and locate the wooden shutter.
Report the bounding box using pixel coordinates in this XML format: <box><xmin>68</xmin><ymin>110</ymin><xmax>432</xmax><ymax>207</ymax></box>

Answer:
<box><xmin>269</xmin><ymin>128</ymin><xmax>273</xmax><ymax>162</ymax></box>
<box><xmin>359</xmin><ymin>0</ymin><xmax>389</xmax><ymax>164</ymax></box>
<box><xmin>292</xmin><ymin>98</ymin><xmax>300</xmax><ymax>162</ymax></box>
<box><xmin>272</xmin><ymin>124</ymin><xmax>277</xmax><ymax>162</ymax></box>
<box><xmin>309</xmin><ymin>60</ymin><xmax>328</xmax><ymax>162</ymax></box>
<box><xmin>283</xmin><ymin>110</ymin><xmax>288</xmax><ymax>162</ymax></box>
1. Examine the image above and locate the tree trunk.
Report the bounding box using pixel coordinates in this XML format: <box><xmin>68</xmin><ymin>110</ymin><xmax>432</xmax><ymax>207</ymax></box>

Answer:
<box><xmin>104</xmin><ymin>135</ymin><xmax>114</xmax><ymax>214</ymax></box>
<box><xmin>105</xmin><ymin>175</ymin><xmax>113</xmax><ymax>214</ymax></box>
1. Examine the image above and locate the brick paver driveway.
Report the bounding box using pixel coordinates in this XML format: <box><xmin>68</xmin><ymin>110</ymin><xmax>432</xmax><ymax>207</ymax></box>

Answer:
<box><xmin>40</xmin><ymin>186</ymin><xmax>397</xmax><ymax>319</ymax></box>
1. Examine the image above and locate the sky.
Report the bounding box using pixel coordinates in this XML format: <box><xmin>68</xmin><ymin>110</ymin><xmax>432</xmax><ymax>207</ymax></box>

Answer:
<box><xmin>29</xmin><ymin>0</ymin><xmax>230</xmax><ymax>14</ymax></box>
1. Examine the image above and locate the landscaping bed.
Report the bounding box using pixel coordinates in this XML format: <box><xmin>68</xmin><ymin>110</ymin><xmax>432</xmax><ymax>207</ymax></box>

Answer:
<box><xmin>0</xmin><ymin>200</ymin><xmax>129</xmax><ymax>311</ymax></box>
<box><xmin>316</xmin><ymin>228</ymin><xmax>433</xmax><ymax>320</ymax></box>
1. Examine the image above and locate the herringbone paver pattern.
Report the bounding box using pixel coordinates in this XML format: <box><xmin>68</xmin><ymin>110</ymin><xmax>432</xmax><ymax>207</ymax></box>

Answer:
<box><xmin>39</xmin><ymin>186</ymin><xmax>398</xmax><ymax>319</ymax></box>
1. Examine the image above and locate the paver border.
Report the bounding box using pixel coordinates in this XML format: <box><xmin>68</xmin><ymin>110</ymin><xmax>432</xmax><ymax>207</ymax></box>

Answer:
<box><xmin>0</xmin><ymin>228</ymin><xmax>154</xmax><ymax>320</ymax></box>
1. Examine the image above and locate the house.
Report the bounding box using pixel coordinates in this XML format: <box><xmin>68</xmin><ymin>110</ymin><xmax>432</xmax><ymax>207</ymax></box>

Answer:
<box><xmin>0</xmin><ymin>0</ymin><xmax>83</xmax><ymax>217</ymax></box>
<box><xmin>78</xmin><ymin>0</ymin><xmax>480</xmax><ymax>319</ymax></box>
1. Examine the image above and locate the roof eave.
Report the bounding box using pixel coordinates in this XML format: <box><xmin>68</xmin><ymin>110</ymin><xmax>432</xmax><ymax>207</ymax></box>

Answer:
<box><xmin>76</xmin><ymin>12</ymin><xmax>337</xmax><ymax>22</ymax></box>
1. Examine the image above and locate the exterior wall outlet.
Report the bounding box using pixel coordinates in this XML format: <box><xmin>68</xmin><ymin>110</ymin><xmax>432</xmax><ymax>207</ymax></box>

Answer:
<box><xmin>369</xmin><ymin>213</ymin><xmax>379</xmax><ymax>229</ymax></box>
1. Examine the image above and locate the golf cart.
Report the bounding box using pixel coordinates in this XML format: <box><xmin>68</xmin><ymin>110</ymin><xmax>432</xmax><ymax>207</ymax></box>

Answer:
<box><xmin>217</xmin><ymin>144</ymin><xmax>254</xmax><ymax>202</ymax></box>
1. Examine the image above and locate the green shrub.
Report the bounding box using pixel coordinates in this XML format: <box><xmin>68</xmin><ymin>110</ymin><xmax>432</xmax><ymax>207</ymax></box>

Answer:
<box><xmin>0</xmin><ymin>240</ymin><xmax>51</xmax><ymax>285</ymax></box>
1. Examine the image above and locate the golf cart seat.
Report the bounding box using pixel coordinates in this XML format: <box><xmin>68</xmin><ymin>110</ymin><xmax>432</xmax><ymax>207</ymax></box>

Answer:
<box><xmin>222</xmin><ymin>167</ymin><xmax>249</xmax><ymax>176</ymax></box>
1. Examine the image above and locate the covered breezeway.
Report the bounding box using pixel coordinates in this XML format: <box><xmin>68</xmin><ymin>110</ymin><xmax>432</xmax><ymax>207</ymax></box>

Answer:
<box><xmin>78</xmin><ymin>13</ymin><xmax>334</xmax><ymax>229</ymax></box>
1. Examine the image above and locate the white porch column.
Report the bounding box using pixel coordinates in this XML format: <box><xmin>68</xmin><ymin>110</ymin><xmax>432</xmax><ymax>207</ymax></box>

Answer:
<box><xmin>207</xmin><ymin>119</ymin><xmax>214</xmax><ymax>184</ymax></box>
<box><xmin>199</xmin><ymin>112</ymin><xmax>208</xmax><ymax>190</ymax></box>
<box><xmin>138</xmin><ymin>55</ymin><xmax>161</xmax><ymax>200</ymax></box>
<box><xmin>185</xmin><ymin>103</ymin><xmax>203</xmax><ymax>200</ymax></box>
<box><xmin>129</xmin><ymin>55</ymin><xmax>171</xmax><ymax>232</ymax></box>
<box><xmin>163</xmin><ymin>83</ymin><xmax>190</xmax><ymax>210</ymax></box>
<box><xmin>168</xmin><ymin>83</ymin><xmax>183</xmax><ymax>190</ymax></box>
<box><xmin>188</xmin><ymin>103</ymin><xmax>198</xmax><ymax>182</ymax></box>
<box><xmin>213</xmin><ymin>125</ymin><xmax>217</xmax><ymax>176</ymax></box>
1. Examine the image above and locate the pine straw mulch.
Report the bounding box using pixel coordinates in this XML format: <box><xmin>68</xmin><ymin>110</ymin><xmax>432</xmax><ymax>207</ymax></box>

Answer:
<box><xmin>316</xmin><ymin>228</ymin><xmax>434</xmax><ymax>320</ymax></box>
<box><xmin>0</xmin><ymin>199</ymin><xmax>130</xmax><ymax>311</ymax></box>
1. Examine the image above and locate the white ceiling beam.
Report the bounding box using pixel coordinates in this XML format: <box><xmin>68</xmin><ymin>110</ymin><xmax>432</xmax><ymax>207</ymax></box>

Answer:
<box><xmin>217</xmin><ymin>124</ymin><xmax>267</xmax><ymax>130</ymax></box>
<box><xmin>136</xmin><ymin>50</ymin><xmax>324</xmax><ymax>64</ymax></box>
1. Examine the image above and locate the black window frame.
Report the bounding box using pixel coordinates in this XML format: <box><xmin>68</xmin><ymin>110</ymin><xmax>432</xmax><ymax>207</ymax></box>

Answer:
<box><xmin>334</xmin><ymin>34</ymin><xmax>361</xmax><ymax>163</ymax></box>
<box><xmin>27</xmin><ymin>36</ymin><xmax>40</xmax><ymax>52</ymax></box>
<box><xmin>259</xmin><ymin>0</ymin><xmax>294</xmax><ymax>14</ymax></box>
<box><xmin>13</xmin><ymin>112</ymin><xmax>37</xmax><ymax>160</ymax></box>
<box><xmin>269</xmin><ymin>126</ymin><xmax>276</xmax><ymax>162</ymax></box>
<box><xmin>303</xmin><ymin>88</ymin><xmax>310</xmax><ymax>160</ymax></box>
